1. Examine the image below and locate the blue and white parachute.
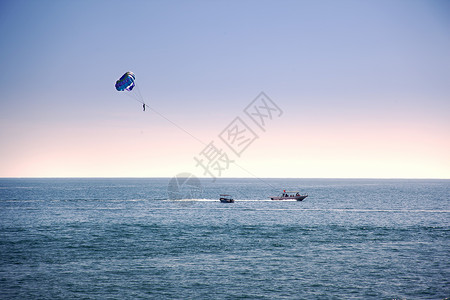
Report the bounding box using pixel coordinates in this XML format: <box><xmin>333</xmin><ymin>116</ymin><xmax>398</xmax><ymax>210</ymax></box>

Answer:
<box><xmin>115</xmin><ymin>71</ymin><xmax>136</xmax><ymax>91</ymax></box>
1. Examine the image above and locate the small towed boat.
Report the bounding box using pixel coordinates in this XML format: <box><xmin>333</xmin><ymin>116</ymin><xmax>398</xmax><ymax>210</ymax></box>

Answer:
<box><xmin>219</xmin><ymin>194</ymin><xmax>234</xmax><ymax>203</ymax></box>
<box><xmin>270</xmin><ymin>190</ymin><xmax>308</xmax><ymax>201</ymax></box>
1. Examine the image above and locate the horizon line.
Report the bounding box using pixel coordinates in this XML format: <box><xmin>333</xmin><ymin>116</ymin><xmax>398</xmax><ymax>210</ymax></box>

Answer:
<box><xmin>0</xmin><ymin>177</ymin><xmax>449</xmax><ymax>180</ymax></box>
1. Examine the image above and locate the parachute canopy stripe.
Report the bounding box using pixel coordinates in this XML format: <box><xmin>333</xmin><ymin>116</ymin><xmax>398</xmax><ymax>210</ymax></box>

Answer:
<box><xmin>115</xmin><ymin>71</ymin><xmax>135</xmax><ymax>91</ymax></box>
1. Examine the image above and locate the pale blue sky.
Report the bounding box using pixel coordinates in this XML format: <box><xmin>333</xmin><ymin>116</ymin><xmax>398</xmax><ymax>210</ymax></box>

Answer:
<box><xmin>0</xmin><ymin>0</ymin><xmax>449</xmax><ymax>178</ymax></box>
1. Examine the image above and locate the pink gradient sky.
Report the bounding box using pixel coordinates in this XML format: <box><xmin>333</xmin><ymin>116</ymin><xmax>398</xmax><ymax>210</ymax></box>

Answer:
<box><xmin>0</xmin><ymin>0</ymin><xmax>449</xmax><ymax>178</ymax></box>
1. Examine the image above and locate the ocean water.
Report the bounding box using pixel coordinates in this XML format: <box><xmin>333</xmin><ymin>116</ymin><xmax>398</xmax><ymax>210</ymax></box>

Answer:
<box><xmin>0</xmin><ymin>178</ymin><xmax>449</xmax><ymax>299</ymax></box>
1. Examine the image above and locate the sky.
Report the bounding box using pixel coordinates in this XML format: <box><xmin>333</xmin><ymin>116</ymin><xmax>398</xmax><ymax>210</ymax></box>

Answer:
<box><xmin>0</xmin><ymin>0</ymin><xmax>449</xmax><ymax>179</ymax></box>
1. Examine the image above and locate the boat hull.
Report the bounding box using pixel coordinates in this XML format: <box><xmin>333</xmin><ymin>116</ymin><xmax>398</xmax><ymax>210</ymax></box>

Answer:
<box><xmin>220</xmin><ymin>198</ymin><xmax>235</xmax><ymax>203</ymax></box>
<box><xmin>270</xmin><ymin>195</ymin><xmax>308</xmax><ymax>201</ymax></box>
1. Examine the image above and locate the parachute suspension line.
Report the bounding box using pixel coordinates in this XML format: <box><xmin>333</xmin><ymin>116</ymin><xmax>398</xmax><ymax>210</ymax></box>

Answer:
<box><xmin>232</xmin><ymin>164</ymin><xmax>278</xmax><ymax>189</ymax></box>
<box><xmin>148</xmin><ymin>104</ymin><xmax>275</xmax><ymax>188</ymax></box>
<box><xmin>127</xmin><ymin>85</ymin><xmax>205</xmax><ymax>145</ymax></box>
<box><xmin>123</xmin><ymin>91</ymin><xmax>144</xmax><ymax>105</ymax></box>
<box><xmin>134</xmin><ymin>98</ymin><xmax>275</xmax><ymax>188</ymax></box>
<box><xmin>126</xmin><ymin>95</ymin><xmax>275</xmax><ymax>189</ymax></box>
<box><xmin>144</xmin><ymin>104</ymin><xmax>207</xmax><ymax>146</ymax></box>
<box><xmin>142</xmin><ymin>101</ymin><xmax>275</xmax><ymax>189</ymax></box>
<box><xmin>134</xmin><ymin>83</ymin><xmax>145</xmax><ymax>105</ymax></box>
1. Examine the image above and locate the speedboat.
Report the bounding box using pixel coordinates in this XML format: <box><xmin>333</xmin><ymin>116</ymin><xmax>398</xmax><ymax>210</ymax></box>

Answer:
<box><xmin>219</xmin><ymin>194</ymin><xmax>234</xmax><ymax>203</ymax></box>
<box><xmin>270</xmin><ymin>190</ymin><xmax>308</xmax><ymax>201</ymax></box>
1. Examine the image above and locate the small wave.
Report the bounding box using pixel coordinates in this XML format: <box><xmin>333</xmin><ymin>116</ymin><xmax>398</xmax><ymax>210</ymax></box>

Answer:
<box><xmin>163</xmin><ymin>199</ymin><xmax>216</xmax><ymax>202</ymax></box>
<box><xmin>301</xmin><ymin>208</ymin><xmax>450</xmax><ymax>213</ymax></box>
<box><xmin>162</xmin><ymin>199</ymin><xmax>296</xmax><ymax>202</ymax></box>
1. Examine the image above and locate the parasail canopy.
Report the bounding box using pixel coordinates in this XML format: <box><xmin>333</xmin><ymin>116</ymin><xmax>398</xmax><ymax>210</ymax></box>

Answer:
<box><xmin>115</xmin><ymin>71</ymin><xmax>136</xmax><ymax>91</ymax></box>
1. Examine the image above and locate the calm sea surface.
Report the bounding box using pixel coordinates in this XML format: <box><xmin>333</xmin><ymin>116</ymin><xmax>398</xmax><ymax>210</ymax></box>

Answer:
<box><xmin>0</xmin><ymin>178</ymin><xmax>449</xmax><ymax>299</ymax></box>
